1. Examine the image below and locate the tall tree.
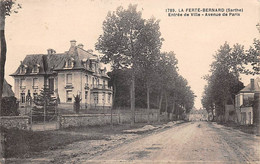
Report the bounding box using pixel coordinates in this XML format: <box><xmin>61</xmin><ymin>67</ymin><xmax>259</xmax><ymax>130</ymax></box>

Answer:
<box><xmin>202</xmin><ymin>42</ymin><xmax>246</xmax><ymax>122</ymax></box>
<box><xmin>0</xmin><ymin>0</ymin><xmax>21</xmax><ymax>115</ymax></box>
<box><xmin>96</xmin><ymin>4</ymin><xmax>146</xmax><ymax>125</ymax></box>
<box><xmin>136</xmin><ymin>17</ymin><xmax>163</xmax><ymax>122</ymax></box>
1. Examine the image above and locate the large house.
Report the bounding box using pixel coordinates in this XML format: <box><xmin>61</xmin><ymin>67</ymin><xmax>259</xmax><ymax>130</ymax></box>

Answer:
<box><xmin>235</xmin><ymin>77</ymin><xmax>260</xmax><ymax>125</ymax></box>
<box><xmin>10</xmin><ymin>40</ymin><xmax>113</xmax><ymax>110</ymax></box>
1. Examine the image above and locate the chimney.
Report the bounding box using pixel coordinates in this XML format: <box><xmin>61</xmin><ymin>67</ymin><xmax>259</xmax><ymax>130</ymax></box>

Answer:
<box><xmin>70</xmin><ymin>40</ymin><xmax>77</xmax><ymax>47</ymax></box>
<box><xmin>47</xmin><ymin>48</ymin><xmax>56</xmax><ymax>54</ymax></box>
<box><xmin>250</xmin><ymin>79</ymin><xmax>255</xmax><ymax>90</ymax></box>
<box><xmin>78</xmin><ymin>43</ymin><xmax>84</xmax><ymax>49</ymax></box>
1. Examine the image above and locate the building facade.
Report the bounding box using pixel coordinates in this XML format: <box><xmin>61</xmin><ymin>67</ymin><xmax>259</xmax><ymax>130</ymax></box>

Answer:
<box><xmin>235</xmin><ymin>77</ymin><xmax>260</xmax><ymax>125</ymax></box>
<box><xmin>11</xmin><ymin>40</ymin><xmax>113</xmax><ymax>110</ymax></box>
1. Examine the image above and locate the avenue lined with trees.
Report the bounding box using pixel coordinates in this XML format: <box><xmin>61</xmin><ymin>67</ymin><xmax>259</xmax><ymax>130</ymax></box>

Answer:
<box><xmin>96</xmin><ymin>4</ymin><xmax>195</xmax><ymax>124</ymax></box>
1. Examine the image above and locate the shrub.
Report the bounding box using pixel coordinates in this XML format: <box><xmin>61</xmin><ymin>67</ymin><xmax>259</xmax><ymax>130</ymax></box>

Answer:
<box><xmin>74</xmin><ymin>94</ymin><xmax>81</xmax><ymax>114</ymax></box>
<box><xmin>1</xmin><ymin>96</ymin><xmax>19</xmax><ymax>116</ymax></box>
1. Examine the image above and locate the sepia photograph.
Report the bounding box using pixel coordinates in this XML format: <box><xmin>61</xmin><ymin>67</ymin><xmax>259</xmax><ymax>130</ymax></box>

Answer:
<box><xmin>0</xmin><ymin>0</ymin><xmax>259</xmax><ymax>163</ymax></box>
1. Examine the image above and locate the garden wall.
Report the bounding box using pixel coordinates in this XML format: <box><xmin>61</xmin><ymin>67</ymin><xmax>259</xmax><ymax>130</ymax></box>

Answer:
<box><xmin>58</xmin><ymin>114</ymin><xmax>119</xmax><ymax>129</ymax></box>
<box><xmin>0</xmin><ymin>116</ymin><xmax>30</xmax><ymax>130</ymax></box>
<box><xmin>59</xmin><ymin>111</ymin><xmax>169</xmax><ymax>129</ymax></box>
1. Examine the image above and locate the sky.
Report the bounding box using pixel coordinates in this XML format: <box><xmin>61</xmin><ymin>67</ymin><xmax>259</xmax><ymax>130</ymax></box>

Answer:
<box><xmin>4</xmin><ymin>0</ymin><xmax>260</xmax><ymax>109</ymax></box>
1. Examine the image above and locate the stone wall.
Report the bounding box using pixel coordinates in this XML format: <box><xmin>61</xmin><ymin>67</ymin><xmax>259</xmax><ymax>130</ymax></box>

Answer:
<box><xmin>58</xmin><ymin>114</ymin><xmax>119</xmax><ymax>129</ymax></box>
<box><xmin>59</xmin><ymin>112</ymin><xmax>169</xmax><ymax>129</ymax></box>
<box><xmin>0</xmin><ymin>116</ymin><xmax>30</xmax><ymax>130</ymax></box>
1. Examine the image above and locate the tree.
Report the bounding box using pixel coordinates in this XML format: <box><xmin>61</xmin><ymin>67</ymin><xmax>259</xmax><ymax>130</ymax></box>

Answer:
<box><xmin>135</xmin><ymin>17</ymin><xmax>163</xmax><ymax>122</ymax></box>
<box><xmin>202</xmin><ymin>42</ymin><xmax>246</xmax><ymax>122</ymax></box>
<box><xmin>0</xmin><ymin>0</ymin><xmax>21</xmax><ymax>116</ymax></box>
<box><xmin>96</xmin><ymin>4</ymin><xmax>147</xmax><ymax>125</ymax></box>
<box><xmin>74</xmin><ymin>94</ymin><xmax>82</xmax><ymax>114</ymax></box>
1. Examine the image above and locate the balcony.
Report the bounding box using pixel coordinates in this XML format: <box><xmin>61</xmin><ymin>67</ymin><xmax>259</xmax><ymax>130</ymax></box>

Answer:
<box><xmin>91</xmin><ymin>84</ymin><xmax>112</xmax><ymax>91</ymax></box>
<box><xmin>32</xmin><ymin>86</ymin><xmax>38</xmax><ymax>89</ymax></box>
<box><xmin>20</xmin><ymin>86</ymin><xmax>26</xmax><ymax>89</ymax></box>
<box><xmin>65</xmin><ymin>84</ymin><xmax>74</xmax><ymax>89</ymax></box>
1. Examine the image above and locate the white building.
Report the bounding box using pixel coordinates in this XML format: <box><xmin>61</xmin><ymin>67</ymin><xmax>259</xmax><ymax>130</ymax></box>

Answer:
<box><xmin>11</xmin><ymin>40</ymin><xmax>113</xmax><ymax>110</ymax></box>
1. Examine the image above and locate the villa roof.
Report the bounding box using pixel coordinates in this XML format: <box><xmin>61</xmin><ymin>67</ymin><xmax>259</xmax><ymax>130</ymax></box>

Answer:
<box><xmin>10</xmin><ymin>44</ymin><xmax>97</xmax><ymax>76</ymax></box>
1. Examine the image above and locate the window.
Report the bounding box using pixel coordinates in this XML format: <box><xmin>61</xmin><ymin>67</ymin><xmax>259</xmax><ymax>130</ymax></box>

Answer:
<box><xmin>67</xmin><ymin>60</ymin><xmax>72</xmax><ymax>67</ymax></box>
<box><xmin>20</xmin><ymin>65</ymin><xmax>27</xmax><ymax>74</ymax></box>
<box><xmin>108</xmin><ymin>93</ymin><xmax>111</xmax><ymax>103</ymax></box>
<box><xmin>33</xmin><ymin>78</ymin><xmax>38</xmax><ymax>89</ymax></box>
<box><xmin>102</xmin><ymin>92</ymin><xmax>105</xmax><ymax>104</ymax></box>
<box><xmin>20</xmin><ymin>79</ymin><xmax>25</xmax><ymax>88</ymax></box>
<box><xmin>66</xmin><ymin>74</ymin><xmax>72</xmax><ymax>84</ymax></box>
<box><xmin>32</xmin><ymin>65</ymin><xmax>39</xmax><ymax>73</ymax></box>
<box><xmin>85</xmin><ymin>91</ymin><xmax>88</xmax><ymax>100</ymax></box>
<box><xmin>21</xmin><ymin>93</ymin><xmax>25</xmax><ymax>103</ymax></box>
<box><xmin>66</xmin><ymin>90</ymin><xmax>72</xmax><ymax>102</ymax></box>
<box><xmin>94</xmin><ymin>93</ymin><xmax>98</xmax><ymax>104</ymax></box>
<box><xmin>85</xmin><ymin>75</ymin><xmax>88</xmax><ymax>85</ymax></box>
<box><xmin>103</xmin><ymin>80</ymin><xmax>106</xmax><ymax>88</ymax></box>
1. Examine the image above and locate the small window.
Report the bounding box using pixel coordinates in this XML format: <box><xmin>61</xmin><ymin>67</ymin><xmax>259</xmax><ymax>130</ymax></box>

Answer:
<box><xmin>108</xmin><ymin>93</ymin><xmax>111</xmax><ymax>103</ymax></box>
<box><xmin>102</xmin><ymin>92</ymin><xmax>105</xmax><ymax>103</ymax></box>
<box><xmin>67</xmin><ymin>60</ymin><xmax>72</xmax><ymax>68</ymax></box>
<box><xmin>66</xmin><ymin>74</ymin><xmax>72</xmax><ymax>84</ymax></box>
<box><xmin>85</xmin><ymin>75</ymin><xmax>88</xmax><ymax>84</ymax></box>
<box><xmin>85</xmin><ymin>91</ymin><xmax>88</xmax><ymax>100</ymax></box>
<box><xmin>33</xmin><ymin>78</ymin><xmax>38</xmax><ymax>89</ymax></box>
<box><xmin>94</xmin><ymin>93</ymin><xmax>98</xmax><ymax>104</ymax></box>
<box><xmin>21</xmin><ymin>93</ymin><xmax>25</xmax><ymax>103</ymax></box>
<box><xmin>67</xmin><ymin>91</ymin><xmax>72</xmax><ymax>102</ymax></box>
<box><xmin>20</xmin><ymin>65</ymin><xmax>27</xmax><ymax>74</ymax></box>
<box><xmin>32</xmin><ymin>65</ymin><xmax>39</xmax><ymax>73</ymax></box>
<box><xmin>103</xmin><ymin>80</ymin><xmax>106</xmax><ymax>88</ymax></box>
<box><xmin>20</xmin><ymin>79</ymin><xmax>25</xmax><ymax>88</ymax></box>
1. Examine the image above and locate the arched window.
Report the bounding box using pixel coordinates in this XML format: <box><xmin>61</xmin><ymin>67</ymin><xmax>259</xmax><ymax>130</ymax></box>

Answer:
<box><xmin>20</xmin><ymin>65</ymin><xmax>28</xmax><ymax>74</ymax></box>
<box><xmin>32</xmin><ymin>64</ymin><xmax>40</xmax><ymax>73</ymax></box>
<box><xmin>65</xmin><ymin>58</ymin><xmax>74</xmax><ymax>68</ymax></box>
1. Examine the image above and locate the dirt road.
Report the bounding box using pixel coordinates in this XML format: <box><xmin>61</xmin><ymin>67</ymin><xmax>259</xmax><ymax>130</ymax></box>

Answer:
<box><xmin>84</xmin><ymin>122</ymin><xmax>260</xmax><ymax>163</ymax></box>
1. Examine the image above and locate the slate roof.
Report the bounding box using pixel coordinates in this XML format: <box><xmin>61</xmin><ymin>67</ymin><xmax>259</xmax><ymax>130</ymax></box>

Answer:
<box><xmin>10</xmin><ymin>45</ymin><xmax>98</xmax><ymax>76</ymax></box>
<box><xmin>239</xmin><ymin>77</ymin><xmax>260</xmax><ymax>93</ymax></box>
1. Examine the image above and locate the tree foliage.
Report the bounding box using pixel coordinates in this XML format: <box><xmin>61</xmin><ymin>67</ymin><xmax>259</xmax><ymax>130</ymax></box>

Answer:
<box><xmin>201</xmin><ymin>41</ymin><xmax>259</xmax><ymax>121</ymax></box>
<box><xmin>97</xmin><ymin>4</ymin><xmax>195</xmax><ymax>121</ymax></box>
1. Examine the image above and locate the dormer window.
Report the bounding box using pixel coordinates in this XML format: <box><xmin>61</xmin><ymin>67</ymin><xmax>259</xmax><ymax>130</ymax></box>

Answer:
<box><xmin>19</xmin><ymin>65</ymin><xmax>28</xmax><ymax>74</ymax></box>
<box><xmin>32</xmin><ymin>64</ymin><xmax>40</xmax><ymax>73</ymax></box>
<box><xmin>65</xmin><ymin>57</ymin><xmax>75</xmax><ymax>68</ymax></box>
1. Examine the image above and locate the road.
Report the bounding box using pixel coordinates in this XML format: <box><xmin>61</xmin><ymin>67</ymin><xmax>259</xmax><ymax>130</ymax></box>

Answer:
<box><xmin>85</xmin><ymin>122</ymin><xmax>260</xmax><ymax>163</ymax></box>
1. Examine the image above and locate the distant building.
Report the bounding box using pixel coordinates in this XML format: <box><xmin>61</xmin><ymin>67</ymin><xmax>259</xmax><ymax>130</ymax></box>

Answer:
<box><xmin>2</xmin><ymin>79</ymin><xmax>14</xmax><ymax>97</ymax></box>
<box><xmin>10</xmin><ymin>40</ymin><xmax>113</xmax><ymax>110</ymax></box>
<box><xmin>235</xmin><ymin>77</ymin><xmax>260</xmax><ymax>125</ymax></box>
<box><xmin>188</xmin><ymin>108</ymin><xmax>208</xmax><ymax>121</ymax></box>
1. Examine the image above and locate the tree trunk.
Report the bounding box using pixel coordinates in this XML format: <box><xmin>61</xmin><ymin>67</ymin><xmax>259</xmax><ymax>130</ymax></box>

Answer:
<box><xmin>147</xmin><ymin>84</ymin><xmax>150</xmax><ymax>123</ymax></box>
<box><xmin>158</xmin><ymin>91</ymin><xmax>163</xmax><ymax>122</ymax></box>
<box><xmin>111</xmin><ymin>80</ymin><xmax>116</xmax><ymax>127</ymax></box>
<box><xmin>130</xmin><ymin>70</ymin><xmax>135</xmax><ymax>126</ymax></box>
<box><xmin>0</xmin><ymin>9</ymin><xmax>6</xmax><ymax>161</ymax></box>
<box><xmin>171</xmin><ymin>94</ymin><xmax>176</xmax><ymax>121</ymax></box>
<box><xmin>0</xmin><ymin>11</ymin><xmax>6</xmax><ymax>116</ymax></box>
<box><xmin>165</xmin><ymin>92</ymin><xmax>168</xmax><ymax>120</ymax></box>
